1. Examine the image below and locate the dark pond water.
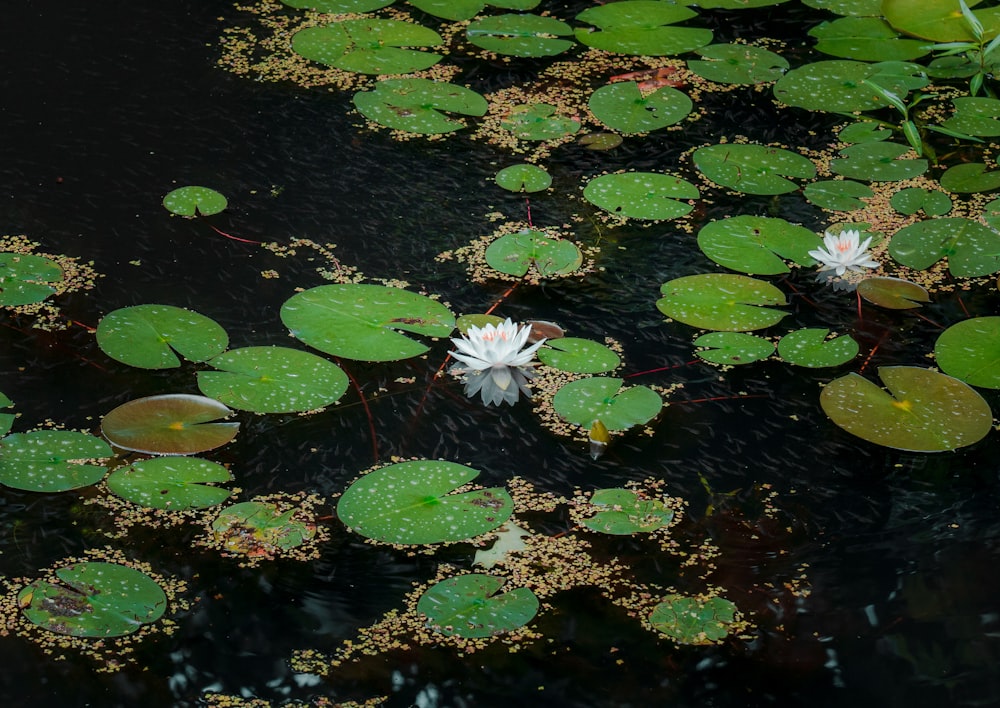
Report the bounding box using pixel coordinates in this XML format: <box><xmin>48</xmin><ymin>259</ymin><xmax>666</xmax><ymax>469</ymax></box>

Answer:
<box><xmin>3</xmin><ymin>0</ymin><xmax>1000</xmax><ymax>706</ymax></box>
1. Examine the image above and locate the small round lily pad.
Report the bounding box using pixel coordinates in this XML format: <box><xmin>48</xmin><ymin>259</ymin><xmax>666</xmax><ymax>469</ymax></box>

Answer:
<box><xmin>0</xmin><ymin>252</ymin><xmax>63</xmax><ymax>306</ymax></box>
<box><xmin>96</xmin><ymin>304</ymin><xmax>229</xmax><ymax>370</ymax></box>
<box><xmin>552</xmin><ymin>377</ymin><xmax>661</xmax><ymax>431</ymax></box>
<box><xmin>495</xmin><ymin>164</ymin><xmax>551</xmax><ymax>192</ymax></box>
<box><xmin>106</xmin><ymin>457</ymin><xmax>232</xmax><ymax>510</ymax></box>
<box><xmin>0</xmin><ymin>430</ymin><xmax>112</xmax><ymax>492</ymax></box>
<box><xmin>417</xmin><ymin>574</ymin><xmax>539</xmax><ymax>638</ymax></box>
<box><xmin>163</xmin><ymin>186</ymin><xmax>227</xmax><ymax>217</ymax></box>
<box><xmin>582</xmin><ymin>488</ymin><xmax>674</xmax><ymax>534</ymax></box>
<box><xmin>101</xmin><ymin>394</ymin><xmax>238</xmax><ymax>455</ymax></box>
<box><xmin>649</xmin><ymin>594</ymin><xmax>739</xmax><ymax>645</ymax></box>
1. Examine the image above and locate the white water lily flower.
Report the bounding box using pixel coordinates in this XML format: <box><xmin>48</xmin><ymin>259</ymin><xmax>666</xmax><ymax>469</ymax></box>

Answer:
<box><xmin>808</xmin><ymin>229</ymin><xmax>879</xmax><ymax>276</ymax></box>
<box><xmin>449</xmin><ymin>318</ymin><xmax>545</xmax><ymax>406</ymax></box>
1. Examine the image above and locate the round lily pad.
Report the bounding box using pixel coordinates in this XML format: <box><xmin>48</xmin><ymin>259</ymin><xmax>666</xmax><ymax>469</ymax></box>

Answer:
<box><xmin>883</xmin><ymin>0</ymin><xmax>1000</xmax><ymax>42</ymax></box>
<box><xmin>934</xmin><ymin>317</ymin><xmax>1000</xmax><ymax>388</ymax></box>
<box><xmin>693</xmin><ymin>143</ymin><xmax>816</xmax><ymax>195</ymax></box>
<box><xmin>0</xmin><ymin>391</ymin><xmax>13</xmax><ymax>437</ymax></box>
<box><xmin>776</xmin><ymin>328</ymin><xmax>858</xmax><ymax>367</ymax></box>
<box><xmin>337</xmin><ymin>460</ymin><xmax>513</xmax><ymax>545</ymax></box>
<box><xmin>466</xmin><ymin>14</ymin><xmax>574</xmax><ymax>57</ymax></box>
<box><xmin>819</xmin><ymin>366</ymin><xmax>993</xmax><ymax>452</ymax></box>
<box><xmin>162</xmin><ymin>186</ymin><xmax>227</xmax><ymax>217</ymax></box>
<box><xmin>657</xmin><ymin>274</ymin><xmax>787</xmax><ymax>331</ymax></box>
<box><xmin>354</xmin><ymin>78</ymin><xmax>487</xmax><ymax>135</ymax></box>
<box><xmin>197</xmin><ymin>346</ymin><xmax>349</xmax><ymax>414</ymax></box>
<box><xmin>211</xmin><ymin>501</ymin><xmax>316</xmax><ymax>556</ymax></box>
<box><xmin>582</xmin><ymin>488</ymin><xmax>674</xmax><ymax>534</ymax></box>
<box><xmin>829</xmin><ymin>142</ymin><xmax>928</xmax><ymax>182</ymax></box>
<box><xmin>888</xmin><ymin>217</ymin><xmax>1000</xmax><ymax>277</ymax></box>
<box><xmin>501</xmin><ymin>103</ymin><xmax>580</xmax><ymax>141</ymax></box>
<box><xmin>773</xmin><ymin>60</ymin><xmax>927</xmax><ymax>112</ymax></box>
<box><xmin>588</xmin><ymin>82</ymin><xmax>692</xmax><ymax>134</ymax></box>
<box><xmin>803</xmin><ymin>179</ymin><xmax>874</xmax><ymax>211</ymax></box>
<box><xmin>417</xmin><ymin>574</ymin><xmax>539</xmax><ymax>638</ymax></box>
<box><xmin>649</xmin><ymin>594</ymin><xmax>739</xmax><ymax>644</ymax></box>
<box><xmin>101</xmin><ymin>394</ymin><xmax>239</xmax><ymax>455</ymax></box>
<box><xmin>809</xmin><ymin>16</ymin><xmax>930</xmax><ymax>61</ymax></box>
<box><xmin>282</xmin><ymin>0</ymin><xmax>393</xmax><ymax>10</ymax></box>
<box><xmin>537</xmin><ymin>337</ymin><xmax>621</xmax><ymax>373</ymax></box>
<box><xmin>291</xmin><ymin>20</ymin><xmax>442</xmax><ymax>75</ymax></box>
<box><xmin>889</xmin><ymin>187</ymin><xmax>952</xmax><ymax>216</ymax></box>
<box><xmin>687</xmin><ymin>43</ymin><xmax>789</xmax><ymax>84</ymax></box>
<box><xmin>584</xmin><ymin>172</ymin><xmax>699</xmax><ymax>220</ymax></box>
<box><xmin>939</xmin><ymin>163</ymin><xmax>1000</xmax><ymax>193</ymax></box>
<box><xmin>0</xmin><ymin>252</ymin><xmax>62</xmax><ymax>306</ymax></box>
<box><xmin>106</xmin><ymin>457</ymin><xmax>232</xmax><ymax>510</ymax></box>
<box><xmin>551</xmin><ymin>377</ymin><xmax>661</xmax><ymax>431</ymax></box>
<box><xmin>574</xmin><ymin>1</ymin><xmax>713</xmax><ymax>56</ymax></box>
<box><xmin>0</xmin><ymin>430</ymin><xmax>112</xmax><ymax>492</ymax></box>
<box><xmin>408</xmin><ymin>0</ymin><xmax>541</xmax><ymax>22</ymax></box>
<box><xmin>19</xmin><ymin>562</ymin><xmax>167</xmax><ymax>638</ymax></box>
<box><xmin>694</xmin><ymin>331</ymin><xmax>774</xmax><ymax>365</ymax></box>
<box><xmin>942</xmin><ymin>97</ymin><xmax>1000</xmax><ymax>137</ymax></box>
<box><xmin>484</xmin><ymin>229</ymin><xmax>582</xmax><ymax>277</ymax></box>
<box><xmin>839</xmin><ymin>121</ymin><xmax>892</xmax><ymax>143</ymax></box>
<box><xmin>96</xmin><ymin>304</ymin><xmax>229</xmax><ymax>370</ymax></box>
<box><xmin>856</xmin><ymin>277</ymin><xmax>930</xmax><ymax>309</ymax></box>
<box><xmin>281</xmin><ymin>283</ymin><xmax>456</xmax><ymax>362</ymax></box>
<box><xmin>495</xmin><ymin>164</ymin><xmax>551</xmax><ymax>192</ymax></box>
<box><xmin>696</xmin><ymin>216</ymin><xmax>821</xmax><ymax>274</ymax></box>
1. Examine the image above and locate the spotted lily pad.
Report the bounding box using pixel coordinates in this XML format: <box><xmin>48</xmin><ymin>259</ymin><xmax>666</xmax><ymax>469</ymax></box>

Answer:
<box><xmin>889</xmin><ymin>187</ymin><xmax>952</xmax><ymax>216</ymax></box>
<box><xmin>777</xmin><ymin>328</ymin><xmax>858</xmax><ymax>367</ymax></box>
<box><xmin>693</xmin><ymin>144</ymin><xmax>816</xmax><ymax>195</ymax></box>
<box><xmin>574</xmin><ymin>1</ymin><xmax>713</xmax><ymax>56</ymax></box>
<box><xmin>819</xmin><ymin>366</ymin><xmax>992</xmax><ymax>451</ymax></box>
<box><xmin>96</xmin><ymin>304</ymin><xmax>229</xmax><ymax>370</ymax></box>
<box><xmin>409</xmin><ymin>0</ymin><xmax>540</xmax><ymax>21</ymax></box>
<box><xmin>857</xmin><ymin>277</ymin><xmax>930</xmax><ymax>309</ymax></box>
<box><xmin>162</xmin><ymin>186</ymin><xmax>227</xmax><ymax>217</ymax></box>
<box><xmin>888</xmin><ymin>217</ymin><xmax>1000</xmax><ymax>277</ymax></box>
<box><xmin>19</xmin><ymin>562</ymin><xmax>167</xmax><ymax>638</ymax></box>
<box><xmin>773</xmin><ymin>60</ymin><xmax>927</xmax><ymax>112</ymax></box>
<box><xmin>829</xmin><ymin>142</ymin><xmax>928</xmax><ymax>181</ymax></box>
<box><xmin>694</xmin><ymin>331</ymin><xmax>774</xmax><ymax>365</ymax></box>
<box><xmin>839</xmin><ymin>121</ymin><xmax>892</xmax><ymax>143</ymax></box>
<box><xmin>495</xmin><ymin>164</ymin><xmax>551</xmax><ymax>192</ymax></box>
<box><xmin>657</xmin><ymin>274</ymin><xmax>787</xmax><ymax>331</ymax></box>
<box><xmin>0</xmin><ymin>391</ymin><xmax>13</xmax><ymax>437</ymax></box>
<box><xmin>484</xmin><ymin>229</ymin><xmax>582</xmax><ymax>277</ymax></box>
<box><xmin>106</xmin><ymin>457</ymin><xmax>232</xmax><ymax>510</ymax></box>
<box><xmin>282</xmin><ymin>0</ymin><xmax>393</xmax><ymax>10</ymax></box>
<box><xmin>809</xmin><ymin>17</ymin><xmax>930</xmax><ymax>61</ymax></box>
<box><xmin>696</xmin><ymin>216</ymin><xmax>821</xmax><ymax>274</ymax></box>
<box><xmin>466</xmin><ymin>14</ymin><xmax>574</xmax><ymax>57</ymax></box>
<box><xmin>101</xmin><ymin>394</ymin><xmax>238</xmax><ymax>455</ymax></box>
<box><xmin>337</xmin><ymin>460</ymin><xmax>513</xmax><ymax>545</ymax></box>
<box><xmin>803</xmin><ymin>0</ymin><xmax>882</xmax><ymax>15</ymax></box>
<box><xmin>291</xmin><ymin>20</ymin><xmax>442</xmax><ymax>75</ymax></box>
<box><xmin>882</xmin><ymin>0</ymin><xmax>1000</xmax><ymax>42</ymax></box>
<box><xmin>281</xmin><ymin>283</ymin><xmax>455</xmax><ymax>362</ymax></box>
<box><xmin>939</xmin><ymin>163</ymin><xmax>1000</xmax><ymax>193</ymax></box>
<box><xmin>0</xmin><ymin>430</ymin><xmax>112</xmax><ymax>492</ymax></box>
<box><xmin>803</xmin><ymin>179</ymin><xmax>874</xmax><ymax>211</ymax></box>
<box><xmin>942</xmin><ymin>97</ymin><xmax>1000</xmax><ymax>137</ymax></box>
<box><xmin>211</xmin><ymin>501</ymin><xmax>316</xmax><ymax>557</ymax></box>
<box><xmin>582</xmin><ymin>488</ymin><xmax>675</xmax><ymax>534</ymax></box>
<box><xmin>501</xmin><ymin>103</ymin><xmax>580</xmax><ymax>141</ymax></box>
<box><xmin>354</xmin><ymin>79</ymin><xmax>487</xmax><ymax>135</ymax></box>
<box><xmin>934</xmin><ymin>317</ymin><xmax>1000</xmax><ymax>388</ymax></box>
<box><xmin>551</xmin><ymin>377</ymin><xmax>661</xmax><ymax>431</ymax></box>
<box><xmin>0</xmin><ymin>252</ymin><xmax>62</xmax><ymax>306</ymax></box>
<box><xmin>197</xmin><ymin>346</ymin><xmax>349</xmax><ymax>414</ymax></box>
<box><xmin>537</xmin><ymin>338</ymin><xmax>620</xmax><ymax>373</ymax></box>
<box><xmin>583</xmin><ymin>172</ymin><xmax>699</xmax><ymax>220</ymax></box>
<box><xmin>687</xmin><ymin>43</ymin><xmax>789</xmax><ymax>84</ymax></box>
<box><xmin>588</xmin><ymin>82</ymin><xmax>692</xmax><ymax>134</ymax></box>
<box><xmin>417</xmin><ymin>574</ymin><xmax>539</xmax><ymax>638</ymax></box>
<box><xmin>649</xmin><ymin>594</ymin><xmax>739</xmax><ymax>644</ymax></box>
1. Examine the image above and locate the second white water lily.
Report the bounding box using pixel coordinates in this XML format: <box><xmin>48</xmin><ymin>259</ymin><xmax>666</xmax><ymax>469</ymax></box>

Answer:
<box><xmin>808</xmin><ymin>229</ymin><xmax>879</xmax><ymax>276</ymax></box>
<box><xmin>449</xmin><ymin>318</ymin><xmax>545</xmax><ymax>406</ymax></box>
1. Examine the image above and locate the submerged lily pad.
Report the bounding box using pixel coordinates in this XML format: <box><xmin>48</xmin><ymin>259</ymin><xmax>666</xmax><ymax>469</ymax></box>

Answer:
<box><xmin>934</xmin><ymin>317</ymin><xmax>1000</xmax><ymax>389</ymax></box>
<box><xmin>162</xmin><ymin>186</ymin><xmax>227</xmax><ymax>217</ymax></box>
<box><xmin>484</xmin><ymin>229</ymin><xmax>582</xmax><ymax>277</ymax></box>
<box><xmin>888</xmin><ymin>217</ymin><xmax>1000</xmax><ymax>277</ymax></box>
<box><xmin>857</xmin><ymin>277</ymin><xmax>930</xmax><ymax>309</ymax></box>
<box><xmin>551</xmin><ymin>377</ymin><xmax>661</xmax><ymax>431</ymax></box>
<box><xmin>291</xmin><ymin>20</ymin><xmax>442</xmax><ymax>75</ymax></box>
<box><xmin>337</xmin><ymin>460</ymin><xmax>513</xmax><ymax>545</ymax></box>
<box><xmin>197</xmin><ymin>346</ymin><xmax>349</xmax><ymax>414</ymax></box>
<box><xmin>501</xmin><ymin>103</ymin><xmax>580</xmax><ymax>141</ymax></box>
<box><xmin>694</xmin><ymin>331</ymin><xmax>774</xmax><ymax>365</ymax></box>
<box><xmin>687</xmin><ymin>43</ymin><xmax>788</xmax><ymax>84</ymax></box>
<box><xmin>0</xmin><ymin>430</ymin><xmax>112</xmax><ymax>492</ymax></box>
<box><xmin>777</xmin><ymin>328</ymin><xmax>858</xmax><ymax>367</ymax></box>
<box><xmin>96</xmin><ymin>304</ymin><xmax>228</xmax><ymax>370</ymax></box>
<box><xmin>583</xmin><ymin>172</ymin><xmax>699</xmax><ymax>220</ymax></box>
<box><xmin>657</xmin><ymin>274</ymin><xmax>787</xmax><ymax>331</ymax></box>
<box><xmin>354</xmin><ymin>79</ymin><xmax>487</xmax><ymax>135</ymax></box>
<box><xmin>211</xmin><ymin>501</ymin><xmax>316</xmax><ymax>557</ymax></box>
<box><xmin>582</xmin><ymin>488</ymin><xmax>675</xmax><ymax>534</ymax></box>
<box><xmin>693</xmin><ymin>144</ymin><xmax>816</xmax><ymax>195</ymax></box>
<box><xmin>466</xmin><ymin>14</ymin><xmax>573</xmax><ymax>57</ymax></box>
<box><xmin>495</xmin><ymin>164</ymin><xmax>551</xmax><ymax>192</ymax></box>
<box><xmin>537</xmin><ymin>337</ymin><xmax>621</xmax><ymax>373</ymax></box>
<box><xmin>819</xmin><ymin>366</ymin><xmax>992</xmax><ymax>451</ymax></box>
<box><xmin>0</xmin><ymin>252</ymin><xmax>62</xmax><ymax>306</ymax></box>
<box><xmin>19</xmin><ymin>562</ymin><xmax>167</xmax><ymax>638</ymax></box>
<box><xmin>417</xmin><ymin>574</ymin><xmax>539</xmax><ymax>638</ymax></box>
<box><xmin>649</xmin><ymin>594</ymin><xmax>739</xmax><ymax>644</ymax></box>
<box><xmin>696</xmin><ymin>216</ymin><xmax>821</xmax><ymax>274</ymax></box>
<box><xmin>281</xmin><ymin>283</ymin><xmax>455</xmax><ymax>362</ymax></box>
<box><xmin>106</xmin><ymin>457</ymin><xmax>232</xmax><ymax>510</ymax></box>
<box><xmin>574</xmin><ymin>1</ymin><xmax>713</xmax><ymax>56</ymax></box>
<box><xmin>588</xmin><ymin>82</ymin><xmax>692</xmax><ymax>134</ymax></box>
<box><xmin>101</xmin><ymin>394</ymin><xmax>238</xmax><ymax>455</ymax></box>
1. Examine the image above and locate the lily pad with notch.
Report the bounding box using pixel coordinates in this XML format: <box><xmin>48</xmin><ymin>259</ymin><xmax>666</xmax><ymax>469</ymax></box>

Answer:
<box><xmin>939</xmin><ymin>163</ymin><xmax>1000</xmax><ymax>193</ymax></box>
<box><xmin>808</xmin><ymin>16</ymin><xmax>930</xmax><ymax>61</ymax></box>
<box><xmin>0</xmin><ymin>252</ymin><xmax>63</xmax><ymax>306</ymax></box>
<box><xmin>694</xmin><ymin>332</ymin><xmax>774</xmax><ymax>365</ymax></box>
<box><xmin>0</xmin><ymin>391</ymin><xmax>13</xmax><ymax>437</ymax></box>
<box><xmin>501</xmin><ymin>103</ymin><xmax>580</xmax><ymax>141</ymax></box>
<box><xmin>101</xmin><ymin>394</ymin><xmax>238</xmax><ymax>455</ymax></box>
<box><xmin>890</xmin><ymin>187</ymin><xmax>952</xmax><ymax>216</ymax></box>
<box><xmin>551</xmin><ymin>377</ymin><xmax>661</xmax><ymax>431</ymax></box>
<box><xmin>354</xmin><ymin>78</ymin><xmax>487</xmax><ymax>135</ymax></box>
<box><xmin>942</xmin><ymin>97</ymin><xmax>1000</xmax><ymax>137</ymax></box>
<box><xmin>829</xmin><ymin>142</ymin><xmax>928</xmax><ymax>182</ymax></box>
<box><xmin>657</xmin><ymin>274</ymin><xmax>787</xmax><ymax>331</ymax></box>
<box><xmin>465</xmin><ymin>14</ymin><xmax>574</xmax><ymax>57</ymax></box>
<box><xmin>291</xmin><ymin>19</ymin><xmax>442</xmax><ymax>75</ymax></box>
<box><xmin>582</xmin><ymin>488</ymin><xmax>674</xmax><ymax>534</ymax></box>
<box><xmin>882</xmin><ymin>0</ymin><xmax>1000</xmax><ymax>42</ymax></box>
<box><xmin>583</xmin><ymin>172</ymin><xmax>699</xmax><ymax>220</ymax></box>
<box><xmin>417</xmin><ymin>574</ymin><xmax>539</xmax><ymax>638</ymax></box>
<box><xmin>574</xmin><ymin>1</ymin><xmax>713</xmax><ymax>56</ymax></box>
<box><xmin>0</xmin><ymin>430</ymin><xmax>112</xmax><ymax>492</ymax></box>
<box><xmin>408</xmin><ymin>0</ymin><xmax>539</xmax><ymax>22</ymax></box>
<box><xmin>484</xmin><ymin>229</ymin><xmax>582</xmax><ymax>277</ymax></box>
<box><xmin>162</xmin><ymin>186</ymin><xmax>227</xmax><ymax>217</ymax></box>
<box><xmin>934</xmin><ymin>317</ymin><xmax>1000</xmax><ymax>389</ymax></box>
<box><xmin>857</xmin><ymin>277</ymin><xmax>930</xmax><ymax>309</ymax></box>
<box><xmin>106</xmin><ymin>457</ymin><xmax>232</xmax><ymax>510</ymax></box>
<box><xmin>777</xmin><ymin>328</ymin><xmax>858</xmax><ymax>367</ymax></box>
<box><xmin>696</xmin><ymin>216</ymin><xmax>821</xmax><ymax>274</ymax></box>
<box><xmin>211</xmin><ymin>501</ymin><xmax>316</xmax><ymax>557</ymax></box>
<box><xmin>693</xmin><ymin>143</ymin><xmax>816</xmax><ymax>195</ymax></box>
<box><xmin>839</xmin><ymin>121</ymin><xmax>892</xmax><ymax>143</ymax></box>
<box><xmin>495</xmin><ymin>164</ymin><xmax>551</xmax><ymax>192</ymax></box>
<box><xmin>588</xmin><ymin>82</ymin><xmax>692</xmax><ymax>134</ymax></box>
<box><xmin>649</xmin><ymin>594</ymin><xmax>739</xmax><ymax>645</ymax></box>
<box><xmin>96</xmin><ymin>304</ymin><xmax>228</xmax><ymax>370</ymax></box>
<box><xmin>888</xmin><ymin>217</ymin><xmax>1000</xmax><ymax>277</ymax></box>
<box><xmin>282</xmin><ymin>0</ymin><xmax>393</xmax><ymax>10</ymax></box>
<box><xmin>537</xmin><ymin>337</ymin><xmax>621</xmax><ymax>373</ymax></box>
<box><xmin>773</xmin><ymin>60</ymin><xmax>927</xmax><ymax>112</ymax></box>
<box><xmin>803</xmin><ymin>179</ymin><xmax>874</xmax><ymax>211</ymax></box>
<box><xmin>686</xmin><ymin>43</ymin><xmax>788</xmax><ymax>84</ymax></box>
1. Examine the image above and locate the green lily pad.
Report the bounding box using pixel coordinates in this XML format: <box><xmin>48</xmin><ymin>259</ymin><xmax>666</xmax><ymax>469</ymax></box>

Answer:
<box><xmin>574</xmin><ymin>1</ymin><xmax>713</xmax><ymax>56</ymax></box>
<box><xmin>889</xmin><ymin>187</ymin><xmax>952</xmax><ymax>216</ymax></box>
<box><xmin>888</xmin><ymin>217</ymin><xmax>1000</xmax><ymax>277</ymax></box>
<box><xmin>809</xmin><ymin>17</ymin><xmax>930</xmax><ymax>61</ymax></box>
<box><xmin>282</xmin><ymin>0</ymin><xmax>393</xmax><ymax>11</ymax></box>
<box><xmin>19</xmin><ymin>562</ymin><xmax>167</xmax><ymax>638</ymax></box>
<box><xmin>96</xmin><ymin>304</ymin><xmax>229</xmax><ymax>370</ymax></box>
<box><xmin>693</xmin><ymin>143</ymin><xmax>816</xmax><ymax>195</ymax></box>
<box><xmin>839</xmin><ymin>121</ymin><xmax>892</xmax><ymax>143</ymax></box>
<box><xmin>0</xmin><ymin>391</ymin><xmax>13</xmax><ymax>437</ymax></box>
<box><xmin>281</xmin><ymin>283</ymin><xmax>455</xmax><ymax>362</ymax></box>
<box><xmin>501</xmin><ymin>103</ymin><xmax>580</xmax><ymax>141</ymax></box>
<box><xmin>829</xmin><ymin>142</ymin><xmax>928</xmax><ymax>182</ymax></box>
<box><xmin>484</xmin><ymin>229</ymin><xmax>582</xmax><ymax>277</ymax></box>
<box><xmin>696</xmin><ymin>216</ymin><xmax>821</xmax><ymax>274</ymax></box>
<box><xmin>551</xmin><ymin>377</ymin><xmax>661</xmax><ymax>431</ymax></box>
<box><xmin>495</xmin><ymin>164</ymin><xmax>551</xmax><ymax>192</ymax></box>
<box><xmin>649</xmin><ymin>594</ymin><xmax>739</xmax><ymax>644</ymax></box>
<box><xmin>882</xmin><ymin>0</ymin><xmax>1000</xmax><ymax>42</ymax></box>
<box><xmin>934</xmin><ymin>317</ymin><xmax>1000</xmax><ymax>388</ymax></box>
<box><xmin>983</xmin><ymin>197</ymin><xmax>1000</xmax><ymax>229</ymax></box>
<box><xmin>687</xmin><ymin>43</ymin><xmax>788</xmax><ymax>84</ymax></box>
<box><xmin>943</xmin><ymin>97</ymin><xmax>1000</xmax><ymax>137</ymax></box>
<box><xmin>803</xmin><ymin>179</ymin><xmax>875</xmax><ymax>211</ymax></box>
<box><xmin>939</xmin><ymin>163</ymin><xmax>1000</xmax><ymax>193</ymax></box>
<box><xmin>588</xmin><ymin>82</ymin><xmax>691</xmax><ymax>134</ymax></box>
<box><xmin>106</xmin><ymin>457</ymin><xmax>232</xmax><ymax>510</ymax></box>
<box><xmin>337</xmin><ymin>460</ymin><xmax>513</xmax><ymax>545</ymax></box>
<box><xmin>657</xmin><ymin>274</ymin><xmax>787</xmax><ymax>331</ymax></box>
<box><xmin>417</xmin><ymin>574</ymin><xmax>539</xmax><ymax>638</ymax></box>
<box><xmin>466</xmin><ymin>14</ymin><xmax>574</xmax><ymax>57</ymax></box>
<box><xmin>819</xmin><ymin>366</ymin><xmax>993</xmax><ymax>451</ymax></box>
<box><xmin>777</xmin><ymin>328</ymin><xmax>858</xmax><ymax>367</ymax></box>
<box><xmin>0</xmin><ymin>430</ymin><xmax>112</xmax><ymax>492</ymax></box>
<box><xmin>291</xmin><ymin>20</ymin><xmax>442</xmax><ymax>75</ymax></box>
<box><xmin>197</xmin><ymin>346</ymin><xmax>349</xmax><ymax>414</ymax></box>
<box><xmin>0</xmin><ymin>252</ymin><xmax>62</xmax><ymax>306</ymax></box>
<box><xmin>693</xmin><ymin>331</ymin><xmax>774</xmax><ymax>365</ymax></box>
<box><xmin>211</xmin><ymin>501</ymin><xmax>316</xmax><ymax>554</ymax></box>
<box><xmin>582</xmin><ymin>488</ymin><xmax>674</xmax><ymax>534</ymax></box>
<box><xmin>773</xmin><ymin>60</ymin><xmax>927</xmax><ymax>112</ymax></box>
<box><xmin>162</xmin><ymin>186</ymin><xmax>227</xmax><ymax>217</ymax></box>
<box><xmin>354</xmin><ymin>79</ymin><xmax>487</xmax><ymax>135</ymax></box>
<box><xmin>583</xmin><ymin>172</ymin><xmax>699</xmax><ymax>220</ymax></box>
<box><xmin>578</xmin><ymin>132</ymin><xmax>624</xmax><ymax>150</ymax></box>
<box><xmin>537</xmin><ymin>338</ymin><xmax>621</xmax><ymax>373</ymax></box>
<box><xmin>802</xmin><ymin>0</ymin><xmax>883</xmax><ymax>15</ymax></box>
<box><xmin>408</xmin><ymin>0</ymin><xmax>539</xmax><ymax>21</ymax></box>
<box><xmin>857</xmin><ymin>277</ymin><xmax>930</xmax><ymax>309</ymax></box>
<box><xmin>101</xmin><ymin>394</ymin><xmax>239</xmax><ymax>455</ymax></box>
